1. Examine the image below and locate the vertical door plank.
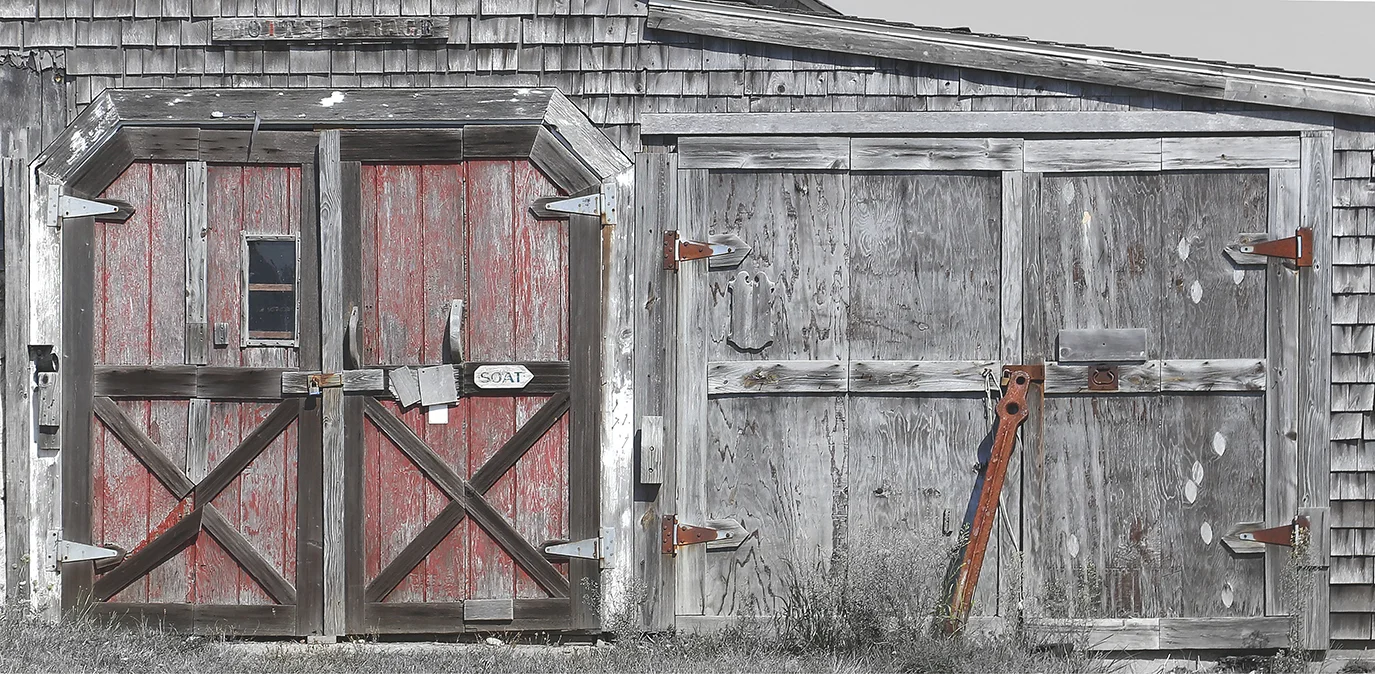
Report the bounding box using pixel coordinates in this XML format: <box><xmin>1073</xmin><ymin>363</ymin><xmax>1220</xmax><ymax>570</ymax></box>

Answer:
<box><xmin>702</xmin><ymin>171</ymin><xmax>849</xmax><ymax>617</ymax></box>
<box><xmin>337</xmin><ymin>159</ymin><xmax>364</xmax><ymax>634</ymax></box>
<box><xmin>568</xmin><ymin>212</ymin><xmax>603</xmax><ymax>629</ymax></box>
<box><xmin>420</xmin><ymin>163</ymin><xmax>471</xmax><ymax>603</ymax></box>
<box><xmin>1158</xmin><ymin>172</ymin><xmax>1268</xmax><ymax>618</ymax></box>
<box><xmin>239</xmin><ymin>165</ymin><xmax>296</xmax><ymax>605</ymax></box>
<box><xmin>635</xmin><ymin>153</ymin><xmax>677</xmax><ymax>629</ymax></box>
<box><xmin>999</xmin><ymin>170</ymin><xmax>1024</xmax><ymax>617</ymax></box>
<box><xmin>319</xmin><ymin>130</ymin><xmax>347</xmax><ymax>635</ymax></box>
<box><xmin>370</xmin><ymin>164</ymin><xmax>431</xmax><ymax>603</ymax></box>
<box><xmin>512</xmin><ymin>161</ymin><xmax>569</xmax><ymax>599</ymax></box>
<box><xmin>1020</xmin><ymin>171</ymin><xmax>1044</xmax><ymax>616</ymax></box>
<box><xmin>146</xmin><ymin>162</ymin><xmax>189</xmax><ymax>603</ymax></box>
<box><xmin>1266</xmin><ymin>168</ymin><xmax>1301</xmax><ymax>616</ymax></box>
<box><xmin>674</xmin><ymin>168</ymin><xmax>709</xmax><ymax>618</ymax></box>
<box><xmin>1027</xmin><ymin>174</ymin><xmax>1167</xmax><ymax>618</ymax></box>
<box><xmin>185</xmin><ymin>161</ymin><xmax>209</xmax><ymax>366</ymax></box>
<box><xmin>360</xmin><ymin>164</ymin><xmax>384</xmax><ymax>598</ymax></box>
<box><xmin>203</xmin><ymin>164</ymin><xmax>246</xmax><ymax>605</ymax></box>
<box><xmin>98</xmin><ymin>163</ymin><xmax>153</xmax><ymax>603</ymax></box>
<box><xmin>847</xmin><ymin>172</ymin><xmax>1001</xmax><ymax>614</ymax></box>
<box><xmin>466</xmin><ymin>160</ymin><xmax>519</xmax><ymax>600</ymax></box>
<box><xmin>1299</xmin><ymin>130</ymin><xmax>1333</xmax><ymax>650</ymax></box>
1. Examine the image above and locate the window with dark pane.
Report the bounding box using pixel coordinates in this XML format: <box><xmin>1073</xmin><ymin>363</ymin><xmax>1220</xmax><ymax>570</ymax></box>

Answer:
<box><xmin>245</xmin><ymin>237</ymin><xmax>297</xmax><ymax>343</ymax></box>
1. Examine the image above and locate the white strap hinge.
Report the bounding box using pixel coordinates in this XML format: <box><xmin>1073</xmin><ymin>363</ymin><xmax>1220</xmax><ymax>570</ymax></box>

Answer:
<box><xmin>542</xmin><ymin>526</ymin><xmax>616</xmax><ymax>568</ymax></box>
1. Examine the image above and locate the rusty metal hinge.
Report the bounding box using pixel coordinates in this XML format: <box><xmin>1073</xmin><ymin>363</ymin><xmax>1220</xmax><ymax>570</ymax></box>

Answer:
<box><xmin>1235</xmin><ymin>228</ymin><xmax>1313</xmax><ymax>268</ymax></box>
<box><xmin>1221</xmin><ymin>515</ymin><xmax>1310</xmax><ymax>555</ymax></box>
<box><xmin>661</xmin><ymin>514</ymin><xmax>734</xmax><ymax>556</ymax></box>
<box><xmin>662</xmin><ymin>231</ymin><xmax>742</xmax><ymax>271</ymax></box>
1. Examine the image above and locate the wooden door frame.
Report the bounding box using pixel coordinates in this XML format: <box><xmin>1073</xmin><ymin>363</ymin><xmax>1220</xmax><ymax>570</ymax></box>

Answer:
<box><xmin>656</xmin><ymin>127</ymin><xmax>1332</xmax><ymax>649</ymax></box>
<box><xmin>31</xmin><ymin>88</ymin><xmax>632</xmax><ymax>636</ymax></box>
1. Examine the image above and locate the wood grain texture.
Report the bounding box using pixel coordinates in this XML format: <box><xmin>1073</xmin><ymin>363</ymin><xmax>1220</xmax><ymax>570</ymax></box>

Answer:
<box><xmin>1023</xmin><ymin>138</ymin><xmax>1163</xmax><ymax>172</ymax></box>
<box><xmin>850</xmin><ymin>137</ymin><xmax>1022</xmax><ymax>171</ymax></box>
<box><xmin>674</xmin><ymin>169</ymin><xmax>710</xmax><ymax>618</ymax></box>
<box><xmin>706</xmin><ymin>360</ymin><xmax>845</xmax><ymax>395</ymax></box>
<box><xmin>1160</xmin><ymin>137</ymin><xmax>1301</xmax><ymax>170</ymax></box>
<box><xmin>639</xmin><ymin>112</ymin><xmax>1329</xmax><ymax>137</ymax></box>
<box><xmin>317</xmin><ymin>130</ymin><xmax>346</xmax><ymax>635</ymax></box>
<box><xmin>1266</xmin><ymin>167</ymin><xmax>1302</xmax><ymax>617</ymax></box>
<box><xmin>1056</xmin><ymin>328</ymin><xmax>1148</xmax><ymax>363</ymax></box>
<box><xmin>698</xmin><ymin>170</ymin><xmax>850</xmax><ymax>618</ymax></box>
<box><xmin>849</xmin><ymin>360</ymin><xmax>999</xmax><ymax>393</ymax></box>
<box><xmin>3</xmin><ymin>155</ymin><xmax>30</xmax><ymax>604</ymax></box>
<box><xmin>1299</xmin><ymin>131</ymin><xmax>1333</xmax><ymax>650</ymax></box>
<box><xmin>1025</xmin><ymin>173</ymin><xmax>1169</xmax><ymax>618</ymax></box>
<box><xmin>184</xmin><ymin>161</ymin><xmax>208</xmax><ymax>365</ymax></box>
<box><xmin>678</xmin><ymin>136</ymin><xmax>850</xmax><ymax>170</ymax></box>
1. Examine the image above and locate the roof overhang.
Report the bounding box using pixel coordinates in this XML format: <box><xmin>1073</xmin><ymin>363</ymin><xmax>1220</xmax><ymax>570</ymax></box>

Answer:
<box><xmin>35</xmin><ymin>87</ymin><xmax>631</xmax><ymax>192</ymax></box>
<box><xmin>648</xmin><ymin>0</ymin><xmax>1375</xmax><ymax>119</ymax></box>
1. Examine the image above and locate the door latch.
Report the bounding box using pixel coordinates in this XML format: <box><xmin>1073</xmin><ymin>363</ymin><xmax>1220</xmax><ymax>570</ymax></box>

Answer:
<box><xmin>661</xmin><ymin>514</ymin><xmax>734</xmax><ymax>556</ymax></box>
<box><xmin>307</xmin><ymin>372</ymin><xmax>343</xmax><ymax>396</ymax></box>
<box><xmin>1087</xmin><ymin>364</ymin><xmax>1119</xmax><ymax>391</ymax></box>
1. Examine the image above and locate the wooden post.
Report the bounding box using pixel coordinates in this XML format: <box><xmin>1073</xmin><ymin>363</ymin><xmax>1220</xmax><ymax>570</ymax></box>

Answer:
<box><xmin>600</xmin><ymin>168</ymin><xmax>636</xmax><ymax>629</ymax></box>
<box><xmin>674</xmin><ymin>168</ymin><xmax>710</xmax><ymax>618</ymax></box>
<box><xmin>317</xmin><ymin>130</ymin><xmax>346</xmax><ymax>637</ymax></box>
<box><xmin>569</xmin><ymin>209</ymin><xmax>604</xmax><ymax>631</ymax></box>
<box><xmin>29</xmin><ymin>170</ymin><xmax>61</xmax><ymax>617</ymax></box>
<box><xmin>1266</xmin><ymin>167</ymin><xmax>1301</xmax><ymax>617</ymax></box>
<box><xmin>3</xmin><ymin>155</ymin><xmax>29</xmax><ymax>605</ymax></box>
<box><xmin>1299</xmin><ymin>130</ymin><xmax>1333</xmax><ymax>650</ymax></box>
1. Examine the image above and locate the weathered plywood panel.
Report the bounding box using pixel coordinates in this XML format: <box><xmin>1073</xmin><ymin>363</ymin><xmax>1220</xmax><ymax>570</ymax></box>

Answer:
<box><xmin>846</xmin><ymin>172</ymin><xmax>1003</xmax><ymax>613</ymax></box>
<box><xmin>1026</xmin><ymin>174</ymin><xmax>1170</xmax><ymax>618</ymax></box>
<box><xmin>698</xmin><ymin>171</ymin><xmax>848</xmax><ymax>617</ymax></box>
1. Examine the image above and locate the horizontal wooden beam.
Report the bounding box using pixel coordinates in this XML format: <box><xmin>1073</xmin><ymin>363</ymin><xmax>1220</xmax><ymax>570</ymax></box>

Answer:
<box><xmin>361</xmin><ymin>599</ymin><xmax>571</xmax><ymax>634</ymax></box>
<box><xmin>642</xmin><ymin>112</ymin><xmax>1329</xmax><ymax>137</ymax></box>
<box><xmin>90</xmin><ymin>603</ymin><xmax>298</xmax><ymax>636</ymax></box>
<box><xmin>708</xmin><ymin>359</ymin><xmax>1267</xmax><ymax>396</ymax></box>
<box><xmin>648</xmin><ymin>0</ymin><xmax>1368</xmax><ymax>119</ymax></box>
<box><xmin>95</xmin><ymin>365</ymin><xmax>288</xmax><ymax>400</ymax></box>
<box><xmin>678</xmin><ymin>136</ymin><xmax>850</xmax><ymax>170</ymax></box>
<box><xmin>1027</xmin><ymin>616</ymin><xmax>1290</xmax><ymax>650</ymax></box>
<box><xmin>677</xmin><ymin>134</ymin><xmax>1302</xmax><ymax>173</ymax></box>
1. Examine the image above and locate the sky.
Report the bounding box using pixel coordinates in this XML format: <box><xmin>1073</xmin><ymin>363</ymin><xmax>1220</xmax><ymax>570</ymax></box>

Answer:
<box><xmin>825</xmin><ymin>0</ymin><xmax>1375</xmax><ymax>81</ymax></box>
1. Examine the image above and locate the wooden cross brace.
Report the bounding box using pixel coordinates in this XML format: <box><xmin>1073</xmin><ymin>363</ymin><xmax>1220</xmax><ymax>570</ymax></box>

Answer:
<box><xmin>90</xmin><ymin>397</ymin><xmax>303</xmax><ymax>603</ymax></box>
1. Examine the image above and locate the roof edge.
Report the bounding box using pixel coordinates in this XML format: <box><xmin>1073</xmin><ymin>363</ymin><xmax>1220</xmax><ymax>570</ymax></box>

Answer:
<box><xmin>648</xmin><ymin>0</ymin><xmax>1375</xmax><ymax>119</ymax></box>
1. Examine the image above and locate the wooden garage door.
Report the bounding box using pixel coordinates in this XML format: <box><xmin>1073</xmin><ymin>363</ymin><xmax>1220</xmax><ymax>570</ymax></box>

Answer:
<box><xmin>664</xmin><ymin>153</ymin><xmax>1320</xmax><ymax>646</ymax></box>
<box><xmin>1021</xmin><ymin>171</ymin><xmax>1291</xmax><ymax>641</ymax></box>
<box><xmin>337</xmin><ymin>158</ymin><xmax>598</xmax><ymax>634</ymax></box>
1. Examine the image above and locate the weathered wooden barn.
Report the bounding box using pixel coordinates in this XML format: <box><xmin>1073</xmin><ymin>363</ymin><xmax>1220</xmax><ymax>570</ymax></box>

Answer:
<box><xmin>1</xmin><ymin>0</ymin><xmax>1375</xmax><ymax>652</ymax></box>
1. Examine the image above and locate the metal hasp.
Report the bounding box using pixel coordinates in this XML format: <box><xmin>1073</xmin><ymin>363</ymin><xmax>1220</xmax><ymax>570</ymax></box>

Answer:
<box><xmin>942</xmin><ymin>365</ymin><xmax>1038</xmax><ymax>634</ymax></box>
<box><xmin>1237</xmin><ymin>227</ymin><xmax>1313</xmax><ymax>268</ymax></box>
<box><xmin>661</xmin><ymin>514</ymin><xmax>733</xmax><ymax>556</ymax></box>
<box><xmin>542</xmin><ymin>527</ymin><xmax>616</xmax><ymax>568</ymax></box>
<box><xmin>541</xmin><ymin>181</ymin><xmax>619</xmax><ymax>225</ymax></box>
<box><xmin>307</xmin><ymin>372</ymin><xmax>342</xmax><ymax>396</ymax></box>
<box><xmin>662</xmin><ymin>230</ymin><xmax>741</xmax><ymax>271</ymax></box>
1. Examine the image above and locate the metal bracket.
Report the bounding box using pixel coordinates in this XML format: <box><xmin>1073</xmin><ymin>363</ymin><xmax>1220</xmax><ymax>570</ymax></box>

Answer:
<box><xmin>1233</xmin><ymin>228</ymin><xmax>1313</xmax><ymax>268</ymax></box>
<box><xmin>58</xmin><ymin>195</ymin><xmax>134</xmax><ymax>222</ymax></box>
<box><xmin>542</xmin><ymin>180</ymin><xmax>619</xmax><ymax>226</ymax></box>
<box><xmin>662</xmin><ymin>231</ymin><xmax>742</xmax><ymax>271</ymax></box>
<box><xmin>307</xmin><ymin>372</ymin><xmax>342</xmax><ymax>396</ymax></box>
<box><xmin>542</xmin><ymin>526</ymin><xmax>616</xmax><ymax>568</ymax></box>
<box><xmin>51</xmin><ymin>529</ymin><xmax>124</xmax><ymax>571</ymax></box>
<box><xmin>1221</xmin><ymin>516</ymin><xmax>1311</xmax><ymax>555</ymax></box>
<box><xmin>661</xmin><ymin>514</ymin><xmax>733</xmax><ymax>556</ymax></box>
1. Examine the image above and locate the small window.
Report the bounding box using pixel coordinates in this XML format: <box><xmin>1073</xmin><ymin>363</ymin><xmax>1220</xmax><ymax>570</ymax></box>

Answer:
<box><xmin>243</xmin><ymin>234</ymin><xmax>298</xmax><ymax>346</ymax></box>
